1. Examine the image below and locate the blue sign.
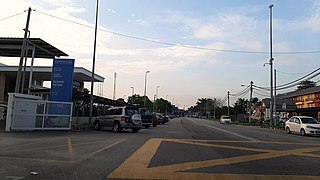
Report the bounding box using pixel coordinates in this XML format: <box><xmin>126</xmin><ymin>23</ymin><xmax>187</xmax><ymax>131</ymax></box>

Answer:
<box><xmin>50</xmin><ymin>58</ymin><xmax>75</xmax><ymax>102</ymax></box>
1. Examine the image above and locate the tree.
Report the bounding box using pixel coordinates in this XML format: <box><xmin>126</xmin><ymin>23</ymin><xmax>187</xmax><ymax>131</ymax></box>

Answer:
<box><xmin>297</xmin><ymin>80</ymin><xmax>316</xmax><ymax>90</ymax></box>
<box><xmin>127</xmin><ymin>95</ymin><xmax>153</xmax><ymax>109</ymax></box>
<box><xmin>233</xmin><ymin>98</ymin><xmax>249</xmax><ymax>115</ymax></box>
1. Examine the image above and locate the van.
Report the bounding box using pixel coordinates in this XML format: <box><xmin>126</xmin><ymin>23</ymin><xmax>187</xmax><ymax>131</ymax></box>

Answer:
<box><xmin>93</xmin><ymin>106</ymin><xmax>142</xmax><ymax>133</ymax></box>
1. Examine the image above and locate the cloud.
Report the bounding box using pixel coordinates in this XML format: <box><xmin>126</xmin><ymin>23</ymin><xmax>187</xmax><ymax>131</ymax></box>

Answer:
<box><xmin>307</xmin><ymin>1</ymin><xmax>320</xmax><ymax>32</ymax></box>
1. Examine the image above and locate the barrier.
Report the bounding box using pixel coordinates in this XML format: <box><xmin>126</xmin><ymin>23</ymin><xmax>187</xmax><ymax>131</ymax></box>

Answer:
<box><xmin>5</xmin><ymin>93</ymin><xmax>73</xmax><ymax>132</ymax></box>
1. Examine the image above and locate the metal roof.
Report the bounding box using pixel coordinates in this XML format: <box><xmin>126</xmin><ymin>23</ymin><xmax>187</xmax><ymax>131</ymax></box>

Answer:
<box><xmin>0</xmin><ymin>65</ymin><xmax>104</xmax><ymax>82</ymax></box>
<box><xmin>0</xmin><ymin>37</ymin><xmax>68</xmax><ymax>58</ymax></box>
<box><xmin>283</xmin><ymin>86</ymin><xmax>320</xmax><ymax>98</ymax></box>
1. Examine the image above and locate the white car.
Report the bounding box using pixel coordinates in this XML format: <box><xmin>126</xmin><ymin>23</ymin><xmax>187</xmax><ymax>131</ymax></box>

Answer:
<box><xmin>220</xmin><ymin>115</ymin><xmax>231</xmax><ymax>124</ymax></box>
<box><xmin>285</xmin><ymin>116</ymin><xmax>320</xmax><ymax>136</ymax></box>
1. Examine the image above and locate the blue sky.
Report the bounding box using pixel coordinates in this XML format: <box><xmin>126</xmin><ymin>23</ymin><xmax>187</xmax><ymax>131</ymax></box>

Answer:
<box><xmin>0</xmin><ymin>0</ymin><xmax>319</xmax><ymax>108</ymax></box>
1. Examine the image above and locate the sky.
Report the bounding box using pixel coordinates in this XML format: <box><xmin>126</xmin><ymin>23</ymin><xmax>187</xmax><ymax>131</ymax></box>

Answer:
<box><xmin>0</xmin><ymin>0</ymin><xmax>319</xmax><ymax>108</ymax></box>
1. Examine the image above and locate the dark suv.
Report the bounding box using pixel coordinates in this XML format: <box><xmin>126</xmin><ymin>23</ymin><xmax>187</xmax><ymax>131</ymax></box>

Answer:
<box><xmin>139</xmin><ymin>108</ymin><xmax>158</xmax><ymax>128</ymax></box>
<box><xmin>93</xmin><ymin>106</ymin><xmax>142</xmax><ymax>133</ymax></box>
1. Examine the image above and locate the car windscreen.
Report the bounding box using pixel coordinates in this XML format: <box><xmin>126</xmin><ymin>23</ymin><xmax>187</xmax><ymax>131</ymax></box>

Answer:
<box><xmin>125</xmin><ymin>108</ymin><xmax>139</xmax><ymax>117</ymax></box>
<box><xmin>301</xmin><ymin>117</ymin><xmax>319</xmax><ymax>124</ymax></box>
<box><xmin>222</xmin><ymin>116</ymin><xmax>230</xmax><ymax>119</ymax></box>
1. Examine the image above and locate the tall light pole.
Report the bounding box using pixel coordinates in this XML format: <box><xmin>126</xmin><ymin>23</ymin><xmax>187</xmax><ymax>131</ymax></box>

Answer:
<box><xmin>144</xmin><ymin>70</ymin><xmax>150</xmax><ymax>106</ymax></box>
<box><xmin>269</xmin><ymin>4</ymin><xmax>274</xmax><ymax>127</ymax></box>
<box><xmin>89</xmin><ymin>0</ymin><xmax>99</xmax><ymax>123</ymax></box>
<box><xmin>113</xmin><ymin>72</ymin><xmax>117</xmax><ymax>100</ymax></box>
<box><xmin>131</xmin><ymin>86</ymin><xmax>134</xmax><ymax>96</ymax></box>
<box><xmin>155</xmin><ymin>85</ymin><xmax>160</xmax><ymax>112</ymax></box>
<box><xmin>156</xmin><ymin>85</ymin><xmax>160</xmax><ymax>99</ymax></box>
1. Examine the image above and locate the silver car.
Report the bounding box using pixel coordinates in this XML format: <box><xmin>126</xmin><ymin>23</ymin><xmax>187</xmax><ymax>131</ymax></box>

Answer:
<box><xmin>285</xmin><ymin>116</ymin><xmax>320</xmax><ymax>136</ymax></box>
<box><xmin>220</xmin><ymin>115</ymin><xmax>231</xmax><ymax>124</ymax></box>
<box><xmin>93</xmin><ymin>106</ymin><xmax>142</xmax><ymax>133</ymax></box>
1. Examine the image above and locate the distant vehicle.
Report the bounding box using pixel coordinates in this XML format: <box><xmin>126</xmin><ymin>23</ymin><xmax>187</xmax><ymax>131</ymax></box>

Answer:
<box><xmin>156</xmin><ymin>113</ymin><xmax>169</xmax><ymax>124</ymax></box>
<box><xmin>220</xmin><ymin>115</ymin><xmax>231</xmax><ymax>124</ymax></box>
<box><xmin>139</xmin><ymin>108</ymin><xmax>158</xmax><ymax>128</ymax></box>
<box><xmin>93</xmin><ymin>106</ymin><xmax>142</xmax><ymax>133</ymax></box>
<box><xmin>285</xmin><ymin>116</ymin><xmax>320</xmax><ymax>136</ymax></box>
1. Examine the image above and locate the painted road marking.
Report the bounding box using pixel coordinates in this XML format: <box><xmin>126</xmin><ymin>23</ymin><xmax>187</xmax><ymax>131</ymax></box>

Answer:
<box><xmin>108</xmin><ymin>138</ymin><xmax>320</xmax><ymax>180</ymax></box>
<box><xmin>0</xmin><ymin>139</ymin><xmax>125</xmax><ymax>163</ymax></box>
<box><xmin>188</xmin><ymin>118</ymin><xmax>261</xmax><ymax>142</ymax></box>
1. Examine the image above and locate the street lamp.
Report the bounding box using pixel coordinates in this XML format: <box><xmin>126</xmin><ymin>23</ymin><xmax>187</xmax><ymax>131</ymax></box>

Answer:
<box><xmin>155</xmin><ymin>85</ymin><xmax>160</xmax><ymax>112</ymax></box>
<box><xmin>130</xmin><ymin>86</ymin><xmax>134</xmax><ymax>96</ymax></box>
<box><xmin>156</xmin><ymin>85</ymin><xmax>160</xmax><ymax>99</ymax></box>
<box><xmin>144</xmin><ymin>70</ymin><xmax>150</xmax><ymax>106</ymax></box>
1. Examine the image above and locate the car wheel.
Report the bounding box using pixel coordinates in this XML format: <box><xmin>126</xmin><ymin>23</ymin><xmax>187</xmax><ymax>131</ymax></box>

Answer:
<box><xmin>113</xmin><ymin>121</ymin><xmax>121</xmax><ymax>133</ymax></box>
<box><xmin>300</xmin><ymin>128</ymin><xmax>306</xmax><ymax>136</ymax></box>
<box><xmin>93</xmin><ymin>121</ymin><xmax>100</xmax><ymax>130</ymax></box>
<box><xmin>132</xmin><ymin>128</ymin><xmax>140</xmax><ymax>133</ymax></box>
<box><xmin>286</xmin><ymin>127</ymin><xmax>291</xmax><ymax>134</ymax></box>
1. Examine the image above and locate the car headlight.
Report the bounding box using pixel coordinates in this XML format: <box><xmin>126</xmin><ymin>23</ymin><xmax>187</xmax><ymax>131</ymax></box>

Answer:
<box><xmin>306</xmin><ymin>125</ymin><xmax>314</xmax><ymax>129</ymax></box>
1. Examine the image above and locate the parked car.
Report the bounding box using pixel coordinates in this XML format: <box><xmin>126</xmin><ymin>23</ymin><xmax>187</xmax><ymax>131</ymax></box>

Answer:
<box><xmin>220</xmin><ymin>115</ymin><xmax>231</xmax><ymax>124</ymax></box>
<box><xmin>156</xmin><ymin>113</ymin><xmax>169</xmax><ymax>124</ymax></box>
<box><xmin>93</xmin><ymin>106</ymin><xmax>142</xmax><ymax>133</ymax></box>
<box><xmin>285</xmin><ymin>116</ymin><xmax>320</xmax><ymax>136</ymax></box>
<box><xmin>139</xmin><ymin>108</ymin><xmax>158</xmax><ymax>128</ymax></box>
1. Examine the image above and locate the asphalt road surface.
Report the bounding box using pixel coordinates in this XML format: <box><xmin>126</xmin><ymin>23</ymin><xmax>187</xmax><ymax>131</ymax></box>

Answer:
<box><xmin>0</xmin><ymin>117</ymin><xmax>320</xmax><ymax>180</ymax></box>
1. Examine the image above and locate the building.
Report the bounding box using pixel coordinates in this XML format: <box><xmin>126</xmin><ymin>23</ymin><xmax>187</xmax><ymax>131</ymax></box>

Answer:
<box><xmin>284</xmin><ymin>86</ymin><xmax>320</xmax><ymax>120</ymax></box>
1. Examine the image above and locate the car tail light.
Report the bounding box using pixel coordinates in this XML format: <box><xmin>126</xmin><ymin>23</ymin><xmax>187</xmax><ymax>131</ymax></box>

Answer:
<box><xmin>121</xmin><ymin>116</ymin><xmax>126</xmax><ymax>121</ymax></box>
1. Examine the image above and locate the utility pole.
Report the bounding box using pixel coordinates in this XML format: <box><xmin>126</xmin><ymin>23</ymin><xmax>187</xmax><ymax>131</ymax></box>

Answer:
<box><xmin>274</xmin><ymin>69</ymin><xmax>277</xmax><ymax>121</ymax></box>
<box><xmin>89</xmin><ymin>0</ymin><xmax>99</xmax><ymax>124</ymax></box>
<box><xmin>249</xmin><ymin>81</ymin><xmax>253</xmax><ymax>123</ymax></box>
<box><xmin>269</xmin><ymin>4</ymin><xmax>274</xmax><ymax>127</ymax></box>
<box><xmin>15</xmin><ymin>7</ymin><xmax>32</xmax><ymax>93</ymax></box>
<box><xmin>227</xmin><ymin>91</ymin><xmax>230</xmax><ymax>117</ymax></box>
<box><xmin>113</xmin><ymin>72</ymin><xmax>117</xmax><ymax>100</ymax></box>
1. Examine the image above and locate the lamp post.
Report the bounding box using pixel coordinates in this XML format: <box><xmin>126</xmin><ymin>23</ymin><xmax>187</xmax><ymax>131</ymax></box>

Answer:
<box><xmin>130</xmin><ymin>86</ymin><xmax>134</xmax><ymax>96</ymax></box>
<box><xmin>155</xmin><ymin>85</ymin><xmax>160</xmax><ymax>112</ymax></box>
<box><xmin>156</xmin><ymin>85</ymin><xmax>160</xmax><ymax>99</ymax></box>
<box><xmin>144</xmin><ymin>70</ymin><xmax>150</xmax><ymax>106</ymax></box>
<box><xmin>269</xmin><ymin>4</ymin><xmax>274</xmax><ymax>127</ymax></box>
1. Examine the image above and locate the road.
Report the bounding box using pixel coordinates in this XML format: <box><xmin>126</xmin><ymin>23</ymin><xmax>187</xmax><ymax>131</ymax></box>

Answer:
<box><xmin>0</xmin><ymin>117</ymin><xmax>320</xmax><ymax>179</ymax></box>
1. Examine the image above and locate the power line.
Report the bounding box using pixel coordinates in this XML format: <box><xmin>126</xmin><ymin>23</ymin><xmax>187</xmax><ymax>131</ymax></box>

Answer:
<box><xmin>34</xmin><ymin>10</ymin><xmax>320</xmax><ymax>55</ymax></box>
<box><xmin>230</xmin><ymin>86</ymin><xmax>250</xmax><ymax>97</ymax></box>
<box><xmin>0</xmin><ymin>10</ymin><xmax>26</xmax><ymax>22</ymax></box>
<box><xmin>254</xmin><ymin>67</ymin><xmax>320</xmax><ymax>90</ymax></box>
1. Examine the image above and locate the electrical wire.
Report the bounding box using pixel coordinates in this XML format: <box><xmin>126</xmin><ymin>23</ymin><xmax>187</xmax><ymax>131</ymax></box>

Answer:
<box><xmin>0</xmin><ymin>10</ymin><xmax>26</xmax><ymax>22</ymax></box>
<box><xmin>230</xmin><ymin>86</ymin><xmax>250</xmax><ymax>97</ymax></box>
<box><xmin>34</xmin><ymin>10</ymin><xmax>320</xmax><ymax>55</ymax></box>
<box><xmin>253</xmin><ymin>67</ymin><xmax>320</xmax><ymax>90</ymax></box>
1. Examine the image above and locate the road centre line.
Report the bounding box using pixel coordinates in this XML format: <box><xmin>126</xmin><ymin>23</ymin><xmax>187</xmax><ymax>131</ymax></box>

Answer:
<box><xmin>188</xmin><ymin>118</ymin><xmax>261</xmax><ymax>142</ymax></box>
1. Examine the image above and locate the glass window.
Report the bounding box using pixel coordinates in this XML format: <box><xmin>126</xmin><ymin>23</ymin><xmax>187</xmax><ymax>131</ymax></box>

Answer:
<box><xmin>300</xmin><ymin>117</ymin><xmax>319</xmax><ymax>124</ymax></box>
<box><xmin>125</xmin><ymin>108</ymin><xmax>139</xmax><ymax>117</ymax></box>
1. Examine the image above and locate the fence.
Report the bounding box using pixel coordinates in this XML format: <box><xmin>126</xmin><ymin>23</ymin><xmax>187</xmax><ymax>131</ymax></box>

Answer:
<box><xmin>6</xmin><ymin>93</ymin><xmax>73</xmax><ymax>132</ymax></box>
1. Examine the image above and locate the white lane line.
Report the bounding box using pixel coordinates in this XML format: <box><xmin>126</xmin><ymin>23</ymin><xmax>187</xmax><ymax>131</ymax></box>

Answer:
<box><xmin>188</xmin><ymin>118</ymin><xmax>261</xmax><ymax>142</ymax></box>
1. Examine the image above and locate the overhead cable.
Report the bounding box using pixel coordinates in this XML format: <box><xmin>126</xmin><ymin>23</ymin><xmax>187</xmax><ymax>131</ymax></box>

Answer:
<box><xmin>34</xmin><ymin>10</ymin><xmax>320</xmax><ymax>55</ymax></box>
<box><xmin>0</xmin><ymin>10</ymin><xmax>26</xmax><ymax>22</ymax></box>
